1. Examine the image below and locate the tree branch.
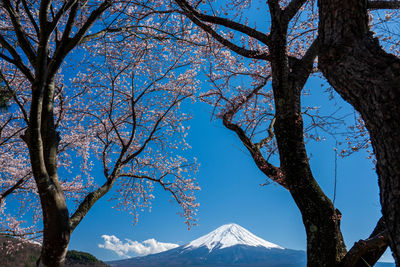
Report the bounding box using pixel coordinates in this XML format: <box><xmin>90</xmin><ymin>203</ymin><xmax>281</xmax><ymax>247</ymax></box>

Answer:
<box><xmin>79</xmin><ymin>26</ymin><xmax>138</xmax><ymax>44</ymax></box>
<box><xmin>367</xmin><ymin>0</ymin><xmax>400</xmax><ymax>9</ymax></box>
<box><xmin>0</xmin><ymin>35</ymin><xmax>35</xmax><ymax>82</ymax></box>
<box><xmin>0</xmin><ymin>175</ymin><xmax>30</xmax><ymax>207</ymax></box>
<box><xmin>50</xmin><ymin>0</ymin><xmax>79</xmax><ymax>33</ymax></box>
<box><xmin>49</xmin><ymin>0</ymin><xmax>112</xmax><ymax>78</ymax></box>
<box><xmin>255</xmin><ymin>117</ymin><xmax>276</xmax><ymax>149</ymax></box>
<box><xmin>69</xmin><ymin>0</ymin><xmax>112</xmax><ymax>49</ymax></box>
<box><xmin>119</xmin><ymin>173</ymin><xmax>183</xmax><ymax>206</ymax></box>
<box><xmin>59</xmin><ymin>0</ymin><xmax>80</xmax><ymax>44</ymax></box>
<box><xmin>283</xmin><ymin>0</ymin><xmax>308</xmax><ymax>24</ymax></box>
<box><xmin>174</xmin><ymin>0</ymin><xmax>270</xmax><ymax>60</ymax></box>
<box><xmin>340</xmin><ymin>217</ymin><xmax>389</xmax><ymax>266</ymax></box>
<box><xmin>222</xmin><ymin>114</ymin><xmax>287</xmax><ymax>189</ymax></box>
<box><xmin>21</xmin><ymin>0</ymin><xmax>40</xmax><ymax>36</ymax></box>
<box><xmin>175</xmin><ymin>0</ymin><xmax>270</xmax><ymax>45</ymax></box>
<box><xmin>1</xmin><ymin>0</ymin><xmax>37</xmax><ymax>65</ymax></box>
<box><xmin>121</xmin><ymin>94</ymin><xmax>188</xmax><ymax>166</ymax></box>
<box><xmin>0</xmin><ymin>70</ymin><xmax>29</xmax><ymax>123</ymax></box>
<box><xmin>290</xmin><ymin>37</ymin><xmax>319</xmax><ymax>91</ymax></box>
<box><xmin>69</xmin><ymin>178</ymin><xmax>116</xmax><ymax>232</ymax></box>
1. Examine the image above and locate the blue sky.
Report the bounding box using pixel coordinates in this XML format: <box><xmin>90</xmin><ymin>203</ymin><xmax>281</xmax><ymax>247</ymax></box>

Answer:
<box><xmin>0</xmin><ymin>0</ymin><xmax>396</xmax><ymax>264</ymax></box>
<box><xmin>67</xmin><ymin>74</ymin><xmax>394</xmax><ymax>263</ymax></box>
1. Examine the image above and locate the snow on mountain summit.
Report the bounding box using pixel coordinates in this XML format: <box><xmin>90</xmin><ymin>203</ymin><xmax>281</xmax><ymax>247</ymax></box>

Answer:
<box><xmin>184</xmin><ymin>223</ymin><xmax>284</xmax><ymax>252</ymax></box>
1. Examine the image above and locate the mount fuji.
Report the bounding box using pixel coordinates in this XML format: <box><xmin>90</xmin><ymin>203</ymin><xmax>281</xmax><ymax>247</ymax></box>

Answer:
<box><xmin>107</xmin><ymin>223</ymin><xmax>306</xmax><ymax>267</ymax></box>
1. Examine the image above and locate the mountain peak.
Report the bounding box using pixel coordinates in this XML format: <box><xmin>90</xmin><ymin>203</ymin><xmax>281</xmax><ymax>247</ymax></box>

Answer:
<box><xmin>184</xmin><ymin>223</ymin><xmax>283</xmax><ymax>252</ymax></box>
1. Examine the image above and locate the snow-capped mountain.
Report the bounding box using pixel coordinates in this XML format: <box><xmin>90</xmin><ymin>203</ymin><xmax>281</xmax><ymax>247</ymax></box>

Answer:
<box><xmin>108</xmin><ymin>223</ymin><xmax>306</xmax><ymax>267</ymax></box>
<box><xmin>184</xmin><ymin>223</ymin><xmax>283</xmax><ymax>251</ymax></box>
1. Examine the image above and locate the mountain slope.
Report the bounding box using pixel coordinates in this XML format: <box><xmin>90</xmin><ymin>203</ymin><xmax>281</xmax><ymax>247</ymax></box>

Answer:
<box><xmin>108</xmin><ymin>223</ymin><xmax>306</xmax><ymax>267</ymax></box>
<box><xmin>107</xmin><ymin>223</ymin><xmax>395</xmax><ymax>267</ymax></box>
<box><xmin>109</xmin><ymin>245</ymin><xmax>305</xmax><ymax>267</ymax></box>
<box><xmin>184</xmin><ymin>223</ymin><xmax>283</xmax><ymax>251</ymax></box>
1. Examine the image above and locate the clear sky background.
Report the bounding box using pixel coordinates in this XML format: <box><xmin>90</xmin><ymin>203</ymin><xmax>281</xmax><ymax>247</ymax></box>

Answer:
<box><xmin>67</xmin><ymin>74</ymin><xmax>394</xmax><ymax>263</ymax></box>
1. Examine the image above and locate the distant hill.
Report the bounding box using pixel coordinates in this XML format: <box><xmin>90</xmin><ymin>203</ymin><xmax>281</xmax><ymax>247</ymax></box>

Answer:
<box><xmin>0</xmin><ymin>236</ymin><xmax>109</xmax><ymax>267</ymax></box>
<box><xmin>65</xmin><ymin>250</ymin><xmax>110</xmax><ymax>267</ymax></box>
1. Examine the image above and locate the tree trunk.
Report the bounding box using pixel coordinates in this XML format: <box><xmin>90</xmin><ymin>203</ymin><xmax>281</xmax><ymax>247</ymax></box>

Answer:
<box><xmin>318</xmin><ymin>0</ymin><xmax>400</xmax><ymax>263</ymax></box>
<box><xmin>272</xmin><ymin>82</ymin><xmax>347</xmax><ymax>266</ymax></box>
<box><xmin>36</xmin><ymin>178</ymin><xmax>70</xmax><ymax>267</ymax></box>
<box><xmin>269</xmin><ymin>18</ymin><xmax>347</xmax><ymax>264</ymax></box>
<box><xmin>26</xmin><ymin>82</ymin><xmax>70</xmax><ymax>267</ymax></box>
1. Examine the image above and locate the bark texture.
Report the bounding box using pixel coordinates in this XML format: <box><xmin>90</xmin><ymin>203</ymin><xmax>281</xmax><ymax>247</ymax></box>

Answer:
<box><xmin>269</xmin><ymin>32</ymin><xmax>347</xmax><ymax>267</ymax></box>
<box><xmin>26</xmin><ymin>81</ymin><xmax>70</xmax><ymax>267</ymax></box>
<box><xmin>318</xmin><ymin>0</ymin><xmax>400</xmax><ymax>263</ymax></box>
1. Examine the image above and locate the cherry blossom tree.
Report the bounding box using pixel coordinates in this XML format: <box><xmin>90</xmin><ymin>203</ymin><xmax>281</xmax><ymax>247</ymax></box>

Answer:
<box><xmin>0</xmin><ymin>0</ymin><xmax>200</xmax><ymax>266</ymax></box>
<box><xmin>173</xmin><ymin>0</ymin><xmax>396</xmax><ymax>266</ymax></box>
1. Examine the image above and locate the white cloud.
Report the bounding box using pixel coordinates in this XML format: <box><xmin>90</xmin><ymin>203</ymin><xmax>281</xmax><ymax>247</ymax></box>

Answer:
<box><xmin>98</xmin><ymin>235</ymin><xmax>179</xmax><ymax>258</ymax></box>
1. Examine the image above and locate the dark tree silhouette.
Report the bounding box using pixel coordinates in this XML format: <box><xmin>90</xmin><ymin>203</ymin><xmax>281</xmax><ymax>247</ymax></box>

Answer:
<box><xmin>318</xmin><ymin>0</ymin><xmax>400</xmax><ymax>264</ymax></box>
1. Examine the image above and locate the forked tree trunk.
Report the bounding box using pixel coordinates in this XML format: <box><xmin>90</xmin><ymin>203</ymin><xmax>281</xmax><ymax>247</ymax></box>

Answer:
<box><xmin>318</xmin><ymin>0</ymin><xmax>400</xmax><ymax>263</ymax></box>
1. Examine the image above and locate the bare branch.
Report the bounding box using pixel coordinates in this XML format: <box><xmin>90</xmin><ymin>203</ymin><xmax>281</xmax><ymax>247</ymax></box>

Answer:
<box><xmin>340</xmin><ymin>217</ymin><xmax>389</xmax><ymax>266</ymax></box>
<box><xmin>222</xmin><ymin>114</ymin><xmax>287</xmax><ymax>189</ymax></box>
<box><xmin>0</xmin><ymin>174</ymin><xmax>31</xmax><ymax>207</ymax></box>
<box><xmin>255</xmin><ymin>117</ymin><xmax>276</xmax><ymax>149</ymax></box>
<box><xmin>0</xmin><ymin>35</ymin><xmax>35</xmax><ymax>82</ymax></box>
<box><xmin>283</xmin><ymin>0</ymin><xmax>308</xmax><ymax>24</ymax></box>
<box><xmin>368</xmin><ymin>1</ymin><xmax>400</xmax><ymax>9</ymax></box>
<box><xmin>69</xmin><ymin>178</ymin><xmax>116</xmax><ymax>232</ymax></box>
